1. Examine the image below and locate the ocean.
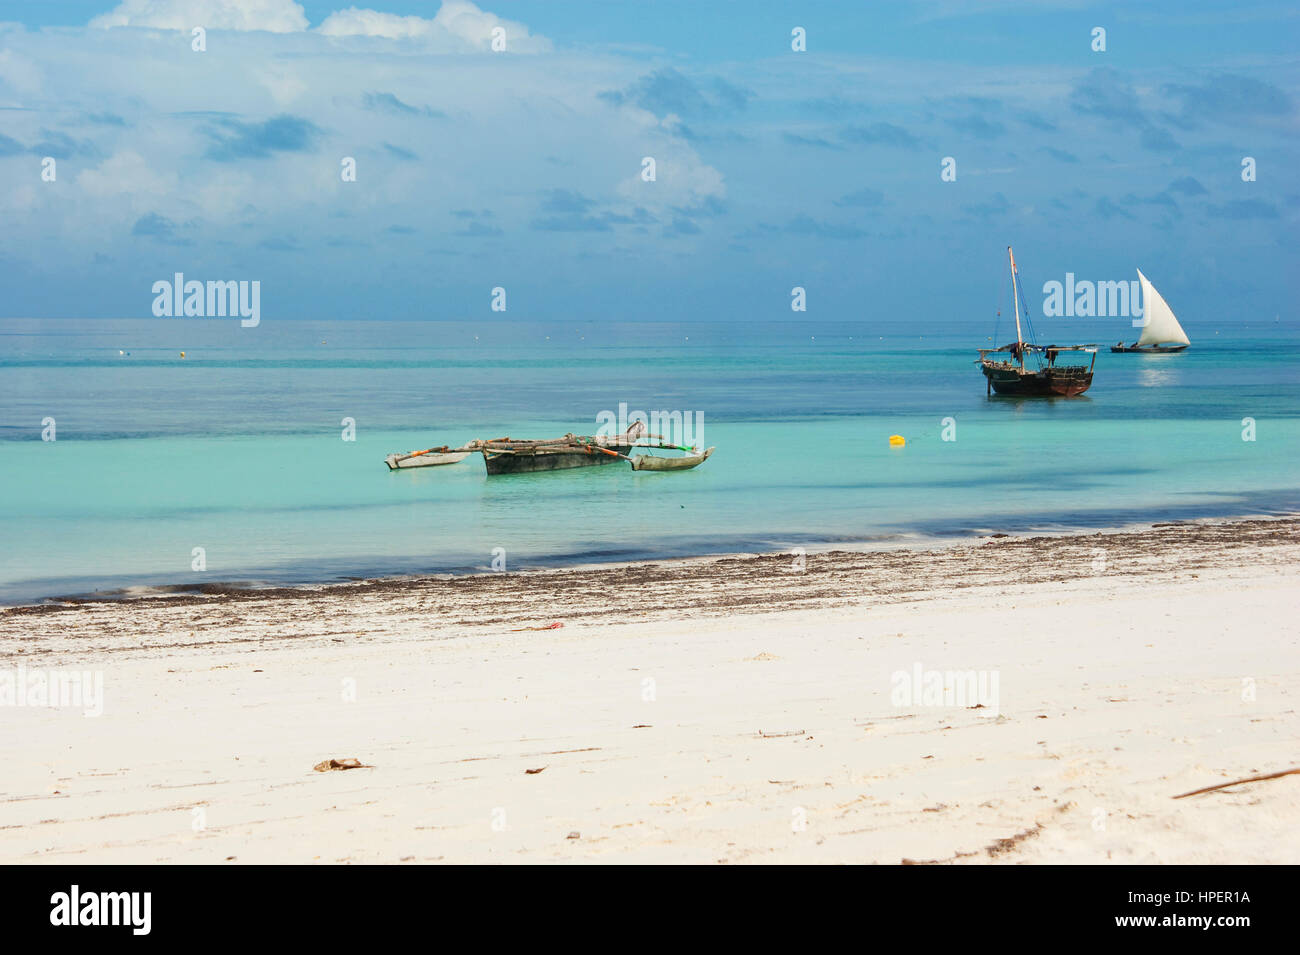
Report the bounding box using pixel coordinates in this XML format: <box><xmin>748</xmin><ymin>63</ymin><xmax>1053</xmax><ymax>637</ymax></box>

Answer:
<box><xmin>1</xmin><ymin>316</ymin><xmax>1296</xmax><ymax>604</ymax></box>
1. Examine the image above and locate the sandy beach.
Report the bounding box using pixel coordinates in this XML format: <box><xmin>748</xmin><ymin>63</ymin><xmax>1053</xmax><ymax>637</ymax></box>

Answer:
<box><xmin>2</xmin><ymin>517</ymin><xmax>1297</xmax><ymax>864</ymax></box>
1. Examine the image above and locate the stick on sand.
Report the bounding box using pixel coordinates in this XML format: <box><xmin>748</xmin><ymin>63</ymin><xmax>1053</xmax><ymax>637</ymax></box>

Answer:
<box><xmin>1172</xmin><ymin>766</ymin><xmax>1300</xmax><ymax>799</ymax></box>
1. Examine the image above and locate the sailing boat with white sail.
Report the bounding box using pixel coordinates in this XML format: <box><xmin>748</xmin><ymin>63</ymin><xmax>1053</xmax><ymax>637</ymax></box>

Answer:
<box><xmin>1111</xmin><ymin>269</ymin><xmax>1190</xmax><ymax>353</ymax></box>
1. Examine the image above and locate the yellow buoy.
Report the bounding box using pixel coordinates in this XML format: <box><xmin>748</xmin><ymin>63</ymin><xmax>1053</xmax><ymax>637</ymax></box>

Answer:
<box><xmin>179</xmin><ymin>351</ymin><xmax>186</xmax><ymax>358</ymax></box>
<box><xmin>889</xmin><ymin>435</ymin><xmax>905</xmax><ymax>447</ymax></box>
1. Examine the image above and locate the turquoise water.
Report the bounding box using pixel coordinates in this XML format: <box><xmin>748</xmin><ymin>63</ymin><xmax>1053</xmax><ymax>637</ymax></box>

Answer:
<box><xmin>1</xmin><ymin>317</ymin><xmax>1296</xmax><ymax>604</ymax></box>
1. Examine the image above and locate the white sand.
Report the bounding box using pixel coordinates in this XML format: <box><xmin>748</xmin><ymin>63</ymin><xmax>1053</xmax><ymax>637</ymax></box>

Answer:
<box><xmin>2</xmin><ymin>520</ymin><xmax>1297</xmax><ymax>864</ymax></box>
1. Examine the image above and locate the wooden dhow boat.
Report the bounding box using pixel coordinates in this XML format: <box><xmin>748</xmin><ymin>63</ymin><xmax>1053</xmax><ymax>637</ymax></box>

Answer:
<box><xmin>470</xmin><ymin>421</ymin><xmax>649</xmax><ymax>475</ymax></box>
<box><xmin>978</xmin><ymin>246</ymin><xmax>1098</xmax><ymax>397</ymax></box>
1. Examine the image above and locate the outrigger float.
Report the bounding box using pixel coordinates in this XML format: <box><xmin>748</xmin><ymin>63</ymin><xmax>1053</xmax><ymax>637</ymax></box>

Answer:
<box><xmin>384</xmin><ymin>446</ymin><xmax>471</xmax><ymax>469</ymax></box>
<box><xmin>384</xmin><ymin>421</ymin><xmax>715</xmax><ymax>476</ymax></box>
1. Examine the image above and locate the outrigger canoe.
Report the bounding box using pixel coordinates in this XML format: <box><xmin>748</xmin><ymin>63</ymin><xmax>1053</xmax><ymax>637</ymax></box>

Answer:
<box><xmin>384</xmin><ymin>446</ymin><xmax>471</xmax><ymax>470</ymax></box>
<box><xmin>385</xmin><ymin>421</ymin><xmax>715</xmax><ymax>475</ymax></box>
<box><xmin>630</xmin><ymin>446</ymin><xmax>714</xmax><ymax>471</ymax></box>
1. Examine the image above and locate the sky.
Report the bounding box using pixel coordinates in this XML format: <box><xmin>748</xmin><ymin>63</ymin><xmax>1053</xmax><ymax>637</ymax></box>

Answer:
<box><xmin>0</xmin><ymin>0</ymin><xmax>1296</xmax><ymax>324</ymax></box>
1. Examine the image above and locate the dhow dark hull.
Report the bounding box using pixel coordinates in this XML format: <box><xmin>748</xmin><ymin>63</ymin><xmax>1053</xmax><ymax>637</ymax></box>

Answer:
<box><xmin>982</xmin><ymin>365</ymin><xmax>1093</xmax><ymax>397</ymax></box>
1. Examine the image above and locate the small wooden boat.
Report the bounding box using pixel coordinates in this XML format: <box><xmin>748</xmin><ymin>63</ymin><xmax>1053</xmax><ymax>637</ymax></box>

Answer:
<box><xmin>1111</xmin><ymin>269</ymin><xmax>1190</xmax><ymax>352</ymax></box>
<box><xmin>386</xmin><ymin>424</ymin><xmax>716</xmax><ymax>476</ymax></box>
<box><xmin>978</xmin><ymin>246</ymin><xmax>1097</xmax><ymax>397</ymax></box>
<box><xmin>630</xmin><ymin>447</ymin><xmax>714</xmax><ymax>471</ymax></box>
<box><xmin>385</xmin><ymin>446</ymin><xmax>470</xmax><ymax>470</ymax></box>
<box><xmin>472</xmin><ymin>422</ymin><xmax>650</xmax><ymax>476</ymax></box>
<box><xmin>1112</xmin><ymin>343</ymin><xmax>1187</xmax><ymax>353</ymax></box>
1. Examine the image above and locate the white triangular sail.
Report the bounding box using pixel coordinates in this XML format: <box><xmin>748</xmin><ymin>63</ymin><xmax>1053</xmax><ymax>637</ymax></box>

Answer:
<box><xmin>1135</xmin><ymin>269</ymin><xmax>1190</xmax><ymax>346</ymax></box>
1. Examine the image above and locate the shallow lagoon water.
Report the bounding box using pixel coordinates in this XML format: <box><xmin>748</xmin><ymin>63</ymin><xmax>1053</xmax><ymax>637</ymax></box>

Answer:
<box><xmin>1</xmin><ymin>317</ymin><xmax>1295</xmax><ymax>603</ymax></box>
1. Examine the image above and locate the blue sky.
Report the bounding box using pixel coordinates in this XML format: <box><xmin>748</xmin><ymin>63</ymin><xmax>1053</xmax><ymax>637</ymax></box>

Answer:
<box><xmin>0</xmin><ymin>0</ymin><xmax>1295</xmax><ymax>324</ymax></box>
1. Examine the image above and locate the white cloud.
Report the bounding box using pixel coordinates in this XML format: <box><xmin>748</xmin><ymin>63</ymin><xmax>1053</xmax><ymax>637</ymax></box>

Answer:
<box><xmin>0</xmin><ymin>47</ymin><xmax>44</xmax><ymax>95</ymax></box>
<box><xmin>87</xmin><ymin>1</ymin><xmax>552</xmax><ymax>51</ymax></box>
<box><xmin>10</xmin><ymin>4</ymin><xmax>717</xmax><ymax>261</ymax></box>
<box><xmin>5</xmin><ymin>182</ymin><xmax>39</xmax><ymax>214</ymax></box>
<box><xmin>610</xmin><ymin>113</ymin><xmax>725</xmax><ymax>212</ymax></box>
<box><xmin>90</xmin><ymin>0</ymin><xmax>309</xmax><ymax>33</ymax></box>
<box><xmin>253</xmin><ymin>65</ymin><xmax>308</xmax><ymax>105</ymax></box>
<box><xmin>77</xmin><ymin>150</ymin><xmax>177</xmax><ymax>198</ymax></box>
<box><xmin>317</xmin><ymin>2</ymin><xmax>551</xmax><ymax>53</ymax></box>
<box><xmin>616</xmin><ymin>147</ymin><xmax>726</xmax><ymax>212</ymax></box>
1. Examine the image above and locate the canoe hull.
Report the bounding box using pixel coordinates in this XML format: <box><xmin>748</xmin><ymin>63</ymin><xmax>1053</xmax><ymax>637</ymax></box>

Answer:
<box><xmin>630</xmin><ymin>447</ymin><xmax>714</xmax><ymax>471</ymax></box>
<box><xmin>483</xmin><ymin>445</ymin><xmax>633</xmax><ymax>475</ymax></box>
<box><xmin>386</xmin><ymin>451</ymin><xmax>470</xmax><ymax>470</ymax></box>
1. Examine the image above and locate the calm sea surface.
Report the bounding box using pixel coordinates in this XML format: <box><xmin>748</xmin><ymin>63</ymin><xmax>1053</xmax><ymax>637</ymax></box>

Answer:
<box><xmin>1</xmin><ymin>316</ymin><xmax>1296</xmax><ymax>604</ymax></box>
